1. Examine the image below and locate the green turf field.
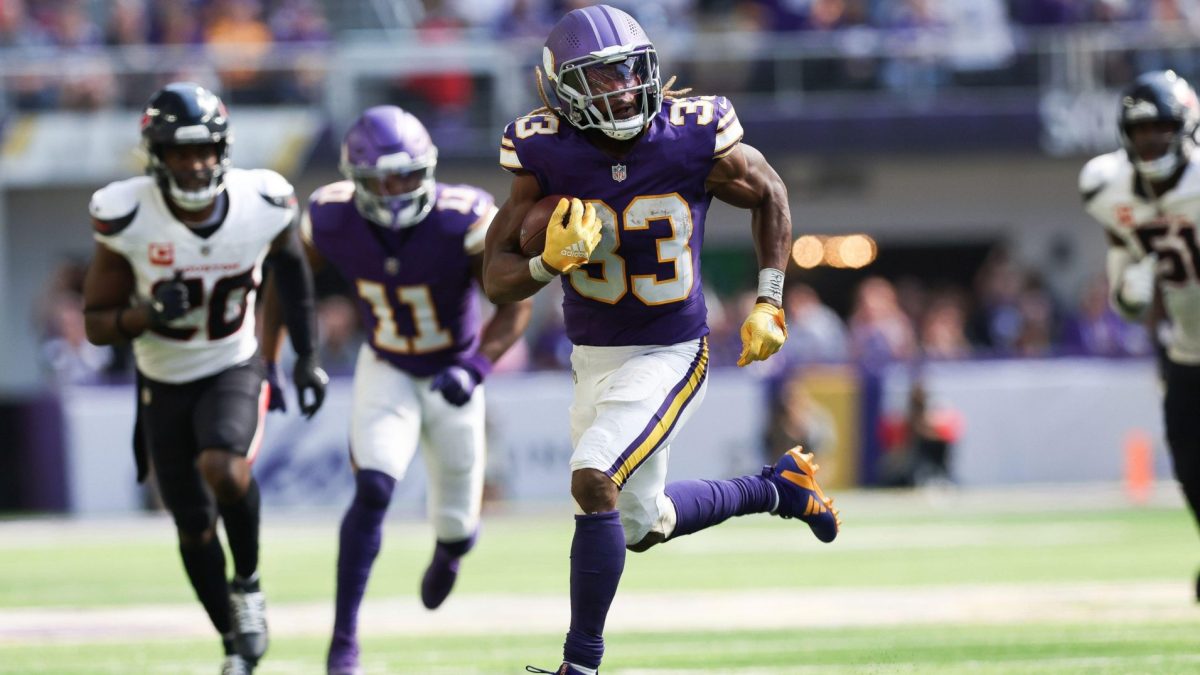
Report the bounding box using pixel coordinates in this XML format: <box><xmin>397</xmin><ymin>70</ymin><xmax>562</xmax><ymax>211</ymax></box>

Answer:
<box><xmin>1</xmin><ymin>486</ymin><xmax>1197</xmax><ymax>673</ymax></box>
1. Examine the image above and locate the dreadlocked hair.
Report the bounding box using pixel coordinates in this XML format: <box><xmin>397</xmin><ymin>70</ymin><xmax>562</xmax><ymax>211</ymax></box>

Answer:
<box><xmin>662</xmin><ymin>75</ymin><xmax>692</xmax><ymax>98</ymax></box>
<box><xmin>532</xmin><ymin>66</ymin><xmax>556</xmax><ymax>115</ymax></box>
<box><xmin>532</xmin><ymin>66</ymin><xmax>692</xmax><ymax>115</ymax></box>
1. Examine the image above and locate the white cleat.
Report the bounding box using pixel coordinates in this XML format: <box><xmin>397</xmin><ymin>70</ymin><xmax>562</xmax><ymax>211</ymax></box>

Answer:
<box><xmin>230</xmin><ymin>576</ymin><xmax>269</xmax><ymax>662</ymax></box>
<box><xmin>221</xmin><ymin>654</ymin><xmax>252</xmax><ymax>675</ymax></box>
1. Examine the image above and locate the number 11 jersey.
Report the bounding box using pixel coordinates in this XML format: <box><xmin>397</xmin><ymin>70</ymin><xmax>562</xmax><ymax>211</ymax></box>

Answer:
<box><xmin>304</xmin><ymin>181</ymin><xmax>495</xmax><ymax>378</ymax></box>
<box><xmin>90</xmin><ymin>169</ymin><xmax>297</xmax><ymax>383</ymax></box>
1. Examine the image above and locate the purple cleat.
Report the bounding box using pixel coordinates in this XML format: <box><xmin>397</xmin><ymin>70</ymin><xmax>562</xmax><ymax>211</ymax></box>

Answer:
<box><xmin>326</xmin><ymin>633</ymin><xmax>362</xmax><ymax>675</ymax></box>
<box><xmin>420</xmin><ymin>545</ymin><xmax>462</xmax><ymax>610</ymax></box>
<box><xmin>762</xmin><ymin>446</ymin><xmax>841</xmax><ymax>543</ymax></box>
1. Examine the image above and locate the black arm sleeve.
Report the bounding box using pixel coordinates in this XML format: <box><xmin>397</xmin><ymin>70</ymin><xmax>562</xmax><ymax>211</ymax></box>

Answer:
<box><xmin>266</xmin><ymin>224</ymin><xmax>318</xmax><ymax>358</ymax></box>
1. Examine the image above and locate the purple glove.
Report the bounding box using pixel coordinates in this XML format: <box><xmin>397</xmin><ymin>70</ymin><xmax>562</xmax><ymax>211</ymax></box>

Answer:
<box><xmin>430</xmin><ymin>353</ymin><xmax>493</xmax><ymax>407</ymax></box>
<box><xmin>265</xmin><ymin>361</ymin><xmax>287</xmax><ymax>413</ymax></box>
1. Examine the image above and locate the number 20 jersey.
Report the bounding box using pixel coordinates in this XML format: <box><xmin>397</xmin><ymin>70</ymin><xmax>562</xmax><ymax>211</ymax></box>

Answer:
<box><xmin>90</xmin><ymin>169</ymin><xmax>296</xmax><ymax>383</ymax></box>
<box><xmin>1081</xmin><ymin>150</ymin><xmax>1200</xmax><ymax>363</ymax></box>
<box><xmin>500</xmin><ymin>96</ymin><xmax>744</xmax><ymax>347</ymax></box>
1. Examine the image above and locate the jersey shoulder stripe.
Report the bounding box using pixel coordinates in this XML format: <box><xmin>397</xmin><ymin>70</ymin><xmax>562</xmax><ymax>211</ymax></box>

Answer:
<box><xmin>91</xmin><ymin>205</ymin><xmax>139</xmax><ymax>236</ymax></box>
<box><xmin>90</xmin><ymin>176</ymin><xmax>152</xmax><ymax>237</ymax></box>
<box><xmin>500</xmin><ymin>134</ymin><xmax>521</xmax><ymax>171</ymax></box>
<box><xmin>238</xmin><ymin>168</ymin><xmax>295</xmax><ymax>200</ymax></box>
<box><xmin>711</xmin><ymin>97</ymin><xmax>743</xmax><ymax>158</ymax></box>
<box><xmin>1079</xmin><ymin>151</ymin><xmax>1125</xmax><ymax>202</ymax></box>
<box><xmin>259</xmin><ymin>191</ymin><xmax>298</xmax><ymax>211</ymax></box>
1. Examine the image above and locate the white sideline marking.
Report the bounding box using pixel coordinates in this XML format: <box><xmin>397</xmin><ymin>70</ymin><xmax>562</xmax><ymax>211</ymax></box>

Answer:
<box><xmin>0</xmin><ymin>581</ymin><xmax>1195</xmax><ymax>646</ymax></box>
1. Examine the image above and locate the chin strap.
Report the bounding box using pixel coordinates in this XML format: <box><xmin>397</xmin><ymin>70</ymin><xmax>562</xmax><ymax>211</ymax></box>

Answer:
<box><xmin>1134</xmin><ymin>152</ymin><xmax>1181</xmax><ymax>182</ymax></box>
<box><xmin>165</xmin><ymin>171</ymin><xmax>225</xmax><ymax>211</ymax></box>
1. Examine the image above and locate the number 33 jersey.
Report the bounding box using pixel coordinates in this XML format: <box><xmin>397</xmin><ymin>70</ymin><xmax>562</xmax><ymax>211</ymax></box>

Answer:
<box><xmin>90</xmin><ymin>169</ymin><xmax>297</xmax><ymax>383</ymax></box>
<box><xmin>500</xmin><ymin>96</ymin><xmax>744</xmax><ymax>347</ymax></box>
<box><xmin>1081</xmin><ymin>150</ymin><xmax>1200</xmax><ymax>363</ymax></box>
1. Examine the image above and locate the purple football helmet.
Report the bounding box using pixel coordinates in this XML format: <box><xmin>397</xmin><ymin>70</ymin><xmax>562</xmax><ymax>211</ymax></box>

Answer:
<box><xmin>542</xmin><ymin>4</ymin><xmax>661</xmax><ymax>141</ymax></box>
<box><xmin>340</xmin><ymin>106</ymin><xmax>437</xmax><ymax>229</ymax></box>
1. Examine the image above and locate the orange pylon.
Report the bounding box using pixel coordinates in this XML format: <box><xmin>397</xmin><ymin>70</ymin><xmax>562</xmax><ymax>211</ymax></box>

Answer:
<box><xmin>1124</xmin><ymin>429</ymin><xmax>1154</xmax><ymax>504</ymax></box>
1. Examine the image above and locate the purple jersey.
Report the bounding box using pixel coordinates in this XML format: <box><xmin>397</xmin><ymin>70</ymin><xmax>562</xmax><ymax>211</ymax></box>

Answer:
<box><xmin>304</xmin><ymin>181</ymin><xmax>495</xmax><ymax>377</ymax></box>
<box><xmin>501</xmin><ymin>96</ymin><xmax>743</xmax><ymax>346</ymax></box>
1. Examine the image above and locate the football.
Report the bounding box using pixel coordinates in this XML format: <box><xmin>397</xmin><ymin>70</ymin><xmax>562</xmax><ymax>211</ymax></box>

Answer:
<box><xmin>519</xmin><ymin>194</ymin><xmax>571</xmax><ymax>258</ymax></box>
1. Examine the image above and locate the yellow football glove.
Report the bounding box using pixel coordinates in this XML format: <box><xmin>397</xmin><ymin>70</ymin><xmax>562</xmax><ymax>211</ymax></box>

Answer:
<box><xmin>737</xmin><ymin>302</ymin><xmax>788</xmax><ymax>367</ymax></box>
<box><xmin>541</xmin><ymin>197</ymin><xmax>602</xmax><ymax>274</ymax></box>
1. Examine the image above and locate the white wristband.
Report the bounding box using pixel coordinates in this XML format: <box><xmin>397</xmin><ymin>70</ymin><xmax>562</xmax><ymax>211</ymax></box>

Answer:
<box><xmin>757</xmin><ymin>268</ymin><xmax>785</xmax><ymax>304</ymax></box>
<box><xmin>529</xmin><ymin>255</ymin><xmax>556</xmax><ymax>283</ymax></box>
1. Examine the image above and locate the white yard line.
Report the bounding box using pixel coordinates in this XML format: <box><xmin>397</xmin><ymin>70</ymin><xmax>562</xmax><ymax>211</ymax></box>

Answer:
<box><xmin>1</xmin><ymin>580</ymin><xmax>1194</xmax><ymax>646</ymax></box>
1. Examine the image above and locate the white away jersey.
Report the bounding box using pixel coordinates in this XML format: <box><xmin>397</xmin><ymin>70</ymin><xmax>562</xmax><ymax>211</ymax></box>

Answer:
<box><xmin>1081</xmin><ymin>151</ymin><xmax>1200</xmax><ymax>364</ymax></box>
<box><xmin>90</xmin><ymin>168</ymin><xmax>297</xmax><ymax>382</ymax></box>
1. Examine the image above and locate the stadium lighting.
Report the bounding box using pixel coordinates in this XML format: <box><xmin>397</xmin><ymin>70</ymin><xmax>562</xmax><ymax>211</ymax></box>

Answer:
<box><xmin>839</xmin><ymin>234</ymin><xmax>877</xmax><ymax>268</ymax></box>
<box><xmin>791</xmin><ymin>235</ymin><xmax>825</xmax><ymax>268</ymax></box>
<box><xmin>791</xmin><ymin>234</ymin><xmax>878</xmax><ymax>269</ymax></box>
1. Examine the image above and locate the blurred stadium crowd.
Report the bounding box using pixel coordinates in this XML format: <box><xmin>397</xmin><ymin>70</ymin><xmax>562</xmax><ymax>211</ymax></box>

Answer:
<box><xmin>35</xmin><ymin>244</ymin><xmax>1154</xmax><ymax>387</ymax></box>
<box><xmin>3</xmin><ymin>0</ymin><xmax>1200</xmax><ymax>110</ymax></box>
<box><xmin>4</xmin><ymin>0</ymin><xmax>1171</xmax><ymax>440</ymax></box>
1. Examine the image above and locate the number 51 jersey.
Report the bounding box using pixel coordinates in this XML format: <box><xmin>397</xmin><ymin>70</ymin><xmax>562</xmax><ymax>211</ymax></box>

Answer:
<box><xmin>500</xmin><ymin>95</ymin><xmax>744</xmax><ymax>347</ymax></box>
<box><xmin>1081</xmin><ymin>150</ymin><xmax>1200</xmax><ymax>364</ymax></box>
<box><xmin>90</xmin><ymin>169</ymin><xmax>297</xmax><ymax>383</ymax></box>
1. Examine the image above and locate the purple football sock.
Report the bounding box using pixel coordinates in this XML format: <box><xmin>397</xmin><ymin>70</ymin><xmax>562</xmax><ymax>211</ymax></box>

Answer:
<box><xmin>664</xmin><ymin>475</ymin><xmax>775</xmax><ymax>539</ymax></box>
<box><xmin>562</xmin><ymin>511</ymin><xmax>625</xmax><ymax>670</ymax></box>
<box><xmin>332</xmin><ymin>470</ymin><xmax>394</xmax><ymax>648</ymax></box>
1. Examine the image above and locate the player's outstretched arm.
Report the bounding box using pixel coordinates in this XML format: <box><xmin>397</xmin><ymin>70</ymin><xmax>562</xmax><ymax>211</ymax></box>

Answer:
<box><xmin>706</xmin><ymin>143</ymin><xmax>792</xmax><ymax>366</ymax></box>
<box><xmin>473</xmin><ymin>254</ymin><xmax>534</xmax><ymax>365</ymax></box>
<box><xmin>706</xmin><ymin>143</ymin><xmax>792</xmax><ymax>292</ymax></box>
<box><xmin>82</xmin><ymin>243</ymin><xmax>144</xmax><ymax>345</ymax></box>
<box><xmin>430</xmin><ymin>256</ymin><xmax>536</xmax><ymax>407</ymax></box>
<box><xmin>261</xmin><ymin>235</ymin><xmax>326</xmax><ymax>412</ymax></box>
<box><xmin>482</xmin><ymin>173</ymin><xmax>554</xmax><ymax>304</ymax></box>
<box><xmin>258</xmin><ymin>275</ymin><xmax>290</xmax><ymax>412</ymax></box>
<box><xmin>266</xmin><ymin>225</ymin><xmax>328</xmax><ymax>418</ymax></box>
<box><xmin>1107</xmin><ymin>244</ymin><xmax>1156</xmax><ymax>320</ymax></box>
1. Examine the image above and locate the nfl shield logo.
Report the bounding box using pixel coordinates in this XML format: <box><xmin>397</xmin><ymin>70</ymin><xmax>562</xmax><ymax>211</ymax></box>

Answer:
<box><xmin>611</xmin><ymin>163</ymin><xmax>627</xmax><ymax>182</ymax></box>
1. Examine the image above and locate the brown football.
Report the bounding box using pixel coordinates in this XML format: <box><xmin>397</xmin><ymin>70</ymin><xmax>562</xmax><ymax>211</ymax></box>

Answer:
<box><xmin>519</xmin><ymin>194</ymin><xmax>571</xmax><ymax>258</ymax></box>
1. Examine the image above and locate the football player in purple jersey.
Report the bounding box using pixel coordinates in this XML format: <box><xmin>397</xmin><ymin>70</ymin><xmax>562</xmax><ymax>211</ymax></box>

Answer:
<box><xmin>483</xmin><ymin>6</ymin><xmax>841</xmax><ymax>674</ymax></box>
<box><xmin>262</xmin><ymin>105</ymin><xmax>531</xmax><ymax>675</ymax></box>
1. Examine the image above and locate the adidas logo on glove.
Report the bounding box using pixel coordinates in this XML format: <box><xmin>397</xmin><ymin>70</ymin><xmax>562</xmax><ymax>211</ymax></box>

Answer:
<box><xmin>560</xmin><ymin>241</ymin><xmax>590</xmax><ymax>259</ymax></box>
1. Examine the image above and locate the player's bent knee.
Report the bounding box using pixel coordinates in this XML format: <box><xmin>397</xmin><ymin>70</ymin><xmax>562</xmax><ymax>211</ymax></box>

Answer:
<box><xmin>354</xmin><ymin>469</ymin><xmax>396</xmax><ymax>511</ymax></box>
<box><xmin>197</xmin><ymin>449</ymin><xmax>249</xmax><ymax>503</ymax></box>
<box><xmin>173</xmin><ymin>506</ymin><xmax>216</xmax><ymax>545</ymax></box>
<box><xmin>571</xmin><ymin>468</ymin><xmax>618</xmax><ymax>514</ymax></box>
